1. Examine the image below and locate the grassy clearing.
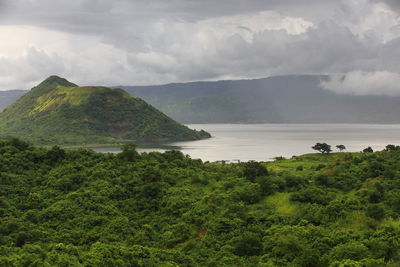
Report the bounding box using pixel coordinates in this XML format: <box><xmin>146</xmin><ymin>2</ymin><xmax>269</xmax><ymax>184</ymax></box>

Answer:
<box><xmin>264</xmin><ymin>192</ymin><xmax>297</xmax><ymax>216</ymax></box>
<box><xmin>266</xmin><ymin>153</ymin><xmax>327</xmax><ymax>174</ymax></box>
<box><xmin>266</xmin><ymin>152</ymin><xmax>362</xmax><ymax>176</ymax></box>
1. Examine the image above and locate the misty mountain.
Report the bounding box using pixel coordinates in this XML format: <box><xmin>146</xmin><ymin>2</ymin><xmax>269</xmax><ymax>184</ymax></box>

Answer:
<box><xmin>121</xmin><ymin>75</ymin><xmax>400</xmax><ymax>123</ymax></box>
<box><xmin>3</xmin><ymin>75</ymin><xmax>400</xmax><ymax>124</ymax></box>
<box><xmin>0</xmin><ymin>90</ymin><xmax>27</xmax><ymax>111</ymax></box>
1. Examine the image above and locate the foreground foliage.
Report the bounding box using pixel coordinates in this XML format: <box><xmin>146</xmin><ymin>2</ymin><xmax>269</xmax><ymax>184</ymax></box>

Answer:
<box><xmin>1</xmin><ymin>139</ymin><xmax>400</xmax><ymax>266</ymax></box>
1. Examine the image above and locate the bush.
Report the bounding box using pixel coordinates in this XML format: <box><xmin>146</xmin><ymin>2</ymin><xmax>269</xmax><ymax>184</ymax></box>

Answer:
<box><xmin>242</xmin><ymin>161</ymin><xmax>268</xmax><ymax>182</ymax></box>
<box><xmin>231</xmin><ymin>232</ymin><xmax>263</xmax><ymax>256</ymax></box>
<box><xmin>330</xmin><ymin>241</ymin><xmax>370</xmax><ymax>262</ymax></box>
<box><xmin>290</xmin><ymin>187</ymin><xmax>334</xmax><ymax>205</ymax></box>
<box><xmin>366</xmin><ymin>205</ymin><xmax>385</xmax><ymax>220</ymax></box>
<box><xmin>315</xmin><ymin>164</ymin><xmax>326</xmax><ymax>171</ymax></box>
<box><xmin>296</xmin><ymin>165</ymin><xmax>303</xmax><ymax>171</ymax></box>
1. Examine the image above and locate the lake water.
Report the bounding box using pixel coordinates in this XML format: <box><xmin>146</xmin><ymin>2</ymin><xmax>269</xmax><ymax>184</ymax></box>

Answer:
<box><xmin>92</xmin><ymin>124</ymin><xmax>400</xmax><ymax>162</ymax></box>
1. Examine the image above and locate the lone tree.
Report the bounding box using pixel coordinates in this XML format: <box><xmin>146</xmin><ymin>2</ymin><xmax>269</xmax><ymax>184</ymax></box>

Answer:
<box><xmin>336</xmin><ymin>144</ymin><xmax>346</xmax><ymax>152</ymax></box>
<box><xmin>118</xmin><ymin>143</ymin><xmax>140</xmax><ymax>161</ymax></box>
<box><xmin>312</xmin><ymin>143</ymin><xmax>332</xmax><ymax>154</ymax></box>
<box><xmin>363</xmin><ymin>147</ymin><xmax>374</xmax><ymax>153</ymax></box>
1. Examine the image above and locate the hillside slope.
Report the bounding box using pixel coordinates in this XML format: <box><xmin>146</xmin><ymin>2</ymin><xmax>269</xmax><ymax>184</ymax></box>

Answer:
<box><xmin>0</xmin><ymin>76</ymin><xmax>210</xmax><ymax>145</ymax></box>
<box><xmin>0</xmin><ymin>139</ymin><xmax>399</xmax><ymax>266</ymax></box>
<box><xmin>122</xmin><ymin>75</ymin><xmax>400</xmax><ymax>123</ymax></box>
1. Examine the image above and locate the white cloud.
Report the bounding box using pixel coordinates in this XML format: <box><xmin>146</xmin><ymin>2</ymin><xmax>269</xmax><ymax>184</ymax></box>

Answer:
<box><xmin>335</xmin><ymin>0</ymin><xmax>400</xmax><ymax>43</ymax></box>
<box><xmin>0</xmin><ymin>25</ymin><xmax>135</xmax><ymax>88</ymax></box>
<box><xmin>0</xmin><ymin>46</ymin><xmax>65</xmax><ymax>89</ymax></box>
<box><xmin>321</xmin><ymin>71</ymin><xmax>400</xmax><ymax>96</ymax></box>
<box><xmin>0</xmin><ymin>0</ymin><xmax>399</xmax><ymax>94</ymax></box>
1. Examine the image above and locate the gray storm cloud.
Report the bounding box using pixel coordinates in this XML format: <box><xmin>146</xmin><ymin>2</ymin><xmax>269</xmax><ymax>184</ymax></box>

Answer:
<box><xmin>0</xmin><ymin>0</ymin><xmax>399</xmax><ymax>95</ymax></box>
<box><xmin>380</xmin><ymin>0</ymin><xmax>400</xmax><ymax>12</ymax></box>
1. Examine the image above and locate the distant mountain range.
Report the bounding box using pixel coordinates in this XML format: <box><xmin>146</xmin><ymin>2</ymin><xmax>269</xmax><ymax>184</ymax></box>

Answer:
<box><xmin>121</xmin><ymin>75</ymin><xmax>400</xmax><ymax>123</ymax></box>
<box><xmin>0</xmin><ymin>90</ymin><xmax>26</xmax><ymax>111</ymax></box>
<box><xmin>0</xmin><ymin>76</ymin><xmax>210</xmax><ymax>145</ymax></box>
<box><xmin>3</xmin><ymin>75</ymin><xmax>400</xmax><ymax>124</ymax></box>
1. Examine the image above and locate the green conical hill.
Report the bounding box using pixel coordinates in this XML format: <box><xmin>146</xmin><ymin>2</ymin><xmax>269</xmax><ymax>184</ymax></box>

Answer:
<box><xmin>0</xmin><ymin>76</ymin><xmax>210</xmax><ymax>145</ymax></box>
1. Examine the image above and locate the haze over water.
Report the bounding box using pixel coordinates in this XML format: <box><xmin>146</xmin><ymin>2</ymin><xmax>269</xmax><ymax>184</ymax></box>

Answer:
<box><xmin>93</xmin><ymin>124</ymin><xmax>400</xmax><ymax>162</ymax></box>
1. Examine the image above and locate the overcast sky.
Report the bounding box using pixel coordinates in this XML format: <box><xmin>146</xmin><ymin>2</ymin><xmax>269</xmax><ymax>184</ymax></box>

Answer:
<box><xmin>0</xmin><ymin>0</ymin><xmax>399</xmax><ymax>95</ymax></box>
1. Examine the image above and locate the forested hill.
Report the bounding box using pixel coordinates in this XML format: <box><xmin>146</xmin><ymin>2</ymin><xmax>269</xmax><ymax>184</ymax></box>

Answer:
<box><xmin>121</xmin><ymin>75</ymin><xmax>400</xmax><ymax>123</ymax></box>
<box><xmin>0</xmin><ymin>76</ymin><xmax>210</xmax><ymax>145</ymax></box>
<box><xmin>1</xmin><ymin>138</ymin><xmax>400</xmax><ymax>266</ymax></box>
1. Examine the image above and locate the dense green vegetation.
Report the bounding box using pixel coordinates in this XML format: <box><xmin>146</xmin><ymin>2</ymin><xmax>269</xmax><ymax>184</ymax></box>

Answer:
<box><xmin>0</xmin><ymin>76</ymin><xmax>210</xmax><ymax>146</ymax></box>
<box><xmin>1</xmin><ymin>139</ymin><xmax>400</xmax><ymax>266</ymax></box>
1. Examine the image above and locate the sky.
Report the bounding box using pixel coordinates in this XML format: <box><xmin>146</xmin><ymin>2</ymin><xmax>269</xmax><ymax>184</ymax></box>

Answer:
<box><xmin>0</xmin><ymin>0</ymin><xmax>399</xmax><ymax>95</ymax></box>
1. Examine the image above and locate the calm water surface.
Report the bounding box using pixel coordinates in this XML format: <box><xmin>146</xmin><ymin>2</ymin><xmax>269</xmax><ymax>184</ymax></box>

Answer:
<box><xmin>92</xmin><ymin>124</ymin><xmax>400</xmax><ymax>162</ymax></box>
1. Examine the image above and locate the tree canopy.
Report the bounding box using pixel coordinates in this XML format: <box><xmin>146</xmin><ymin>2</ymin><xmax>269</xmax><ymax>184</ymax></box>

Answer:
<box><xmin>0</xmin><ymin>138</ymin><xmax>400</xmax><ymax>266</ymax></box>
<box><xmin>336</xmin><ymin>144</ymin><xmax>346</xmax><ymax>151</ymax></box>
<box><xmin>312</xmin><ymin>142</ymin><xmax>332</xmax><ymax>154</ymax></box>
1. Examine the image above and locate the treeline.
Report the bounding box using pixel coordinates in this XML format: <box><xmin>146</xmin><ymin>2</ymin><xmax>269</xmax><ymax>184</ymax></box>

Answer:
<box><xmin>0</xmin><ymin>138</ymin><xmax>400</xmax><ymax>266</ymax></box>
